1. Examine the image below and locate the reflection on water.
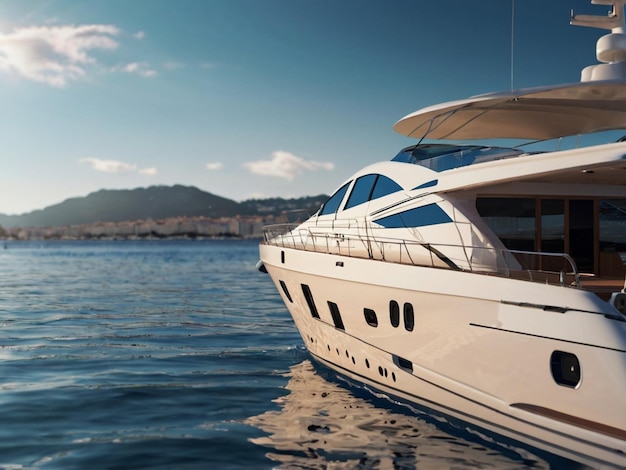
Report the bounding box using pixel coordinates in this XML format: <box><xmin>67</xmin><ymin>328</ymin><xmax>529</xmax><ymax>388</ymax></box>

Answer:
<box><xmin>246</xmin><ymin>360</ymin><xmax>549</xmax><ymax>469</ymax></box>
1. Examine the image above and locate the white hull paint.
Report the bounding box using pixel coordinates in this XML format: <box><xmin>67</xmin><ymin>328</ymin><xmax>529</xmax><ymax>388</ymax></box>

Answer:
<box><xmin>260</xmin><ymin>244</ymin><xmax>626</xmax><ymax>468</ymax></box>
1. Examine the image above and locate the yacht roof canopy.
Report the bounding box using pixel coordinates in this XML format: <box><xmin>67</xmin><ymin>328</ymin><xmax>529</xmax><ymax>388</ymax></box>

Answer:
<box><xmin>393</xmin><ymin>81</ymin><xmax>626</xmax><ymax>140</ymax></box>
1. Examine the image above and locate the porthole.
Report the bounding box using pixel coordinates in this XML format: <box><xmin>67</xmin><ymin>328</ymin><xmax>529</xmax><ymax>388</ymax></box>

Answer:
<box><xmin>550</xmin><ymin>351</ymin><xmax>581</xmax><ymax>388</ymax></box>
<box><xmin>365</xmin><ymin>359</ymin><xmax>370</xmax><ymax>368</ymax></box>
<box><xmin>378</xmin><ymin>366</ymin><xmax>383</xmax><ymax>376</ymax></box>
<box><xmin>392</xmin><ymin>372</ymin><xmax>396</xmax><ymax>382</ymax></box>
<box><xmin>279</xmin><ymin>280</ymin><xmax>293</xmax><ymax>303</ymax></box>
<box><xmin>351</xmin><ymin>356</ymin><xmax>355</xmax><ymax>364</ymax></box>
<box><xmin>390</xmin><ymin>301</ymin><xmax>400</xmax><ymax>327</ymax></box>
<box><xmin>328</xmin><ymin>301</ymin><xmax>345</xmax><ymax>330</ymax></box>
<box><xmin>364</xmin><ymin>308</ymin><xmax>378</xmax><ymax>327</ymax></box>
<box><xmin>404</xmin><ymin>303</ymin><xmax>414</xmax><ymax>331</ymax></box>
<box><xmin>301</xmin><ymin>284</ymin><xmax>320</xmax><ymax>319</ymax></box>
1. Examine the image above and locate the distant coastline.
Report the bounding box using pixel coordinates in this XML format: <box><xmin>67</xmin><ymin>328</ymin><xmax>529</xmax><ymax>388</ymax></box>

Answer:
<box><xmin>1</xmin><ymin>214</ymin><xmax>281</xmax><ymax>241</ymax></box>
<box><xmin>0</xmin><ymin>185</ymin><xmax>327</xmax><ymax>240</ymax></box>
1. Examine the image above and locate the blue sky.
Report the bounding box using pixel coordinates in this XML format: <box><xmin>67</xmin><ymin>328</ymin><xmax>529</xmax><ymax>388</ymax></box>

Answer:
<box><xmin>0</xmin><ymin>0</ymin><xmax>605</xmax><ymax>214</ymax></box>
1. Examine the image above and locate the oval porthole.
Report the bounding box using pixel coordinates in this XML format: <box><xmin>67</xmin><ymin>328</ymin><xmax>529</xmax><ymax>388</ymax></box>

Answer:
<box><xmin>550</xmin><ymin>351</ymin><xmax>581</xmax><ymax>388</ymax></box>
<box><xmin>390</xmin><ymin>300</ymin><xmax>400</xmax><ymax>327</ymax></box>
<box><xmin>364</xmin><ymin>308</ymin><xmax>378</xmax><ymax>327</ymax></box>
<box><xmin>403</xmin><ymin>303</ymin><xmax>414</xmax><ymax>332</ymax></box>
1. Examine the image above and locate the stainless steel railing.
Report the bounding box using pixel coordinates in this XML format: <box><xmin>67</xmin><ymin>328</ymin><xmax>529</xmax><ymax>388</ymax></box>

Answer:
<box><xmin>261</xmin><ymin>223</ymin><xmax>581</xmax><ymax>288</ymax></box>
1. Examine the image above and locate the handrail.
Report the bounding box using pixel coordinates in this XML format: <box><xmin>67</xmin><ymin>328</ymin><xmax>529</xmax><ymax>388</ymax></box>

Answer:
<box><xmin>262</xmin><ymin>223</ymin><xmax>581</xmax><ymax>288</ymax></box>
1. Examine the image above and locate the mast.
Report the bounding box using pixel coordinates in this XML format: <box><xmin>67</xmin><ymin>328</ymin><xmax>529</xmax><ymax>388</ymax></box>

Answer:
<box><xmin>571</xmin><ymin>0</ymin><xmax>626</xmax><ymax>81</ymax></box>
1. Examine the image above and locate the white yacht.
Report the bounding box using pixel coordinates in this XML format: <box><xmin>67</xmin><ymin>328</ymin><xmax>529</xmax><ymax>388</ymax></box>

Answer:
<box><xmin>258</xmin><ymin>2</ymin><xmax>626</xmax><ymax>467</ymax></box>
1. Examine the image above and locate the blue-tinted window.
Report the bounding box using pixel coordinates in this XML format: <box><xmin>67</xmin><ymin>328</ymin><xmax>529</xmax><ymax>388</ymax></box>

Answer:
<box><xmin>413</xmin><ymin>179</ymin><xmax>438</xmax><ymax>190</ymax></box>
<box><xmin>371</xmin><ymin>175</ymin><xmax>402</xmax><ymax>200</ymax></box>
<box><xmin>319</xmin><ymin>182</ymin><xmax>350</xmax><ymax>216</ymax></box>
<box><xmin>345</xmin><ymin>174</ymin><xmax>377</xmax><ymax>209</ymax></box>
<box><xmin>345</xmin><ymin>174</ymin><xmax>402</xmax><ymax>210</ymax></box>
<box><xmin>374</xmin><ymin>203</ymin><xmax>451</xmax><ymax>228</ymax></box>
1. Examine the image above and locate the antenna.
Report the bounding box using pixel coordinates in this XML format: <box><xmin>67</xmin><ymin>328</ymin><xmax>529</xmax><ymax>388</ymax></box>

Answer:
<box><xmin>571</xmin><ymin>0</ymin><xmax>626</xmax><ymax>81</ymax></box>
<box><xmin>510</xmin><ymin>0</ymin><xmax>515</xmax><ymax>90</ymax></box>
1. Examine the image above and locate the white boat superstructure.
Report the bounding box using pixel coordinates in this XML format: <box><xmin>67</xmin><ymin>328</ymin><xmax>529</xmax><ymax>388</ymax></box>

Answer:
<box><xmin>259</xmin><ymin>2</ymin><xmax>626</xmax><ymax>467</ymax></box>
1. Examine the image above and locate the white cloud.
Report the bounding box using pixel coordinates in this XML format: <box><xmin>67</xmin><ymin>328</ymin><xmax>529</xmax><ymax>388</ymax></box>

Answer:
<box><xmin>0</xmin><ymin>24</ymin><xmax>119</xmax><ymax>87</ymax></box>
<box><xmin>139</xmin><ymin>167</ymin><xmax>157</xmax><ymax>175</ymax></box>
<box><xmin>80</xmin><ymin>158</ymin><xmax>158</xmax><ymax>176</ymax></box>
<box><xmin>120</xmin><ymin>61</ymin><xmax>157</xmax><ymax>77</ymax></box>
<box><xmin>80</xmin><ymin>157</ymin><xmax>137</xmax><ymax>173</ymax></box>
<box><xmin>134</xmin><ymin>31</ymin><xmax>145</xmax><ymax>40</ymax></box>
<box><xmin>243</xmin><ymin>151</ymin><xmax>334</xmax><ymax>180</ymax></box>
<box><xmin>205</xmin><ymin>162</ymin><xmax>223</xmax><ymax>171</ymax></box>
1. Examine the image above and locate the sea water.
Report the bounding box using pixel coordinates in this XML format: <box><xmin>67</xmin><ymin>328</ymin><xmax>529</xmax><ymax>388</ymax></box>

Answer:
<box><xmin>0</xmin><ymin>239</ymin><xmax>574</xmax><ymax>469</ymax></box>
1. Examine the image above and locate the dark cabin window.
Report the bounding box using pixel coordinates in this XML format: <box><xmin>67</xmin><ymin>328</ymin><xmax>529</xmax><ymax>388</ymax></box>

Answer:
<box><xmin>599</xmin><ymin>199</ymin><xmax>626</xmax><ymax>277</ymax></box>
<box><xmin>390</xmin><ymin>300</ymin><xmax>400</xmax><ymax>327</ymax></box>
<box><xmin>327</xmin><ymin>301</ymin><xmax>345</xmax><ymax>330</ymax></box>
<box><xmin>540</xmin><ymin>199</ymin><xmax>565</xmax><ymax>254</ymax></box>
<box><xmin>364</xmin><ymin>308</ymin><xmax>378</xmax><ymax>327</ymax></box>
<box><xmin>403</xmin><ymin>303</ymin><xmax>414</xmax><ymax>331</ymax></box>
<box><xmin>279</xmin><ymin>280</ymin><xmax>292</xmax><ymax>303</ymax></box>
<box><xmin>600</xmin><ymin>200</ymin><xmax>626</xmax><ymax>252</ymax></box>
<box><xmin>570</xmin><ymin>200</ymin><xmax>594</xmax><ymax>273</ymax></box>
<box><xmin>550</xmin><ymin>351</ymin><xmax>581</xmax><ymax>388</ymax></box>
<box><xmin>301</xmin><ymin>284</ymin><xmax>320</xmax><ymax>319</ymax></box>
<box><xmin>476</xmin><ymin>198</ymin><xmax>535</xmax><ymax>252</ymax></box>
<box><xmin>319</xmin><ymin>182</ymin><xmax>350</xmax><ymax>216</ymax></box>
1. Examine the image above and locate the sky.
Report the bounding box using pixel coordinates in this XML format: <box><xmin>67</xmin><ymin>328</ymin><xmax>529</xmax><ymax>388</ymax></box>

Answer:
<box><xmin>0</xmin><ymin>0</ymin><xmax>608</xmax><ymax>214</ymax></box>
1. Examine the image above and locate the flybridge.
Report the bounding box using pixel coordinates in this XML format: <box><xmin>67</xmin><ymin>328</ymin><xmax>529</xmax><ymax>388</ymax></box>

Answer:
<box><xmin>394</xmin><ymin>0</ymin><xmax>626</xmax><ymax>142</ymax></box>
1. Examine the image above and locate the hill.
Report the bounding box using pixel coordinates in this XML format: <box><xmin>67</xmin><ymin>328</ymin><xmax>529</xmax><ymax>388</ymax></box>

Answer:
<box><xmin>0</xmin><ymin>185</ymin><xmax>327</xmax><ymax>229</ymax></box>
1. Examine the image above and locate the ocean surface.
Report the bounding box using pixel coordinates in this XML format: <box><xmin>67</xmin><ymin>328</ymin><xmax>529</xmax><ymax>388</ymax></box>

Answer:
<box><xmin>0</xmin><ymin>239</ymin><xmax>575</xmax><ymax>469</ymax></box>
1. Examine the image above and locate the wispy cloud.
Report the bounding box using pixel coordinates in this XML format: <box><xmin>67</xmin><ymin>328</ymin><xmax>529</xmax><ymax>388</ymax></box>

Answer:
<box><xmin>243</xmin><ymin>151</ymin><xmax>334</xmax><ymax>180</ymax></box>
<box><xmin>80</xmin><ymin>157</ymin><xmax>156</xmax><ymax>176</ymax></box>
<box><xmin>119</xmin><ymin>61</ymin><xmax>157</xmax><ymax>77</ymax></box>
<box><xmin>139</xmin><ymin>167</ymin><xmax>157</xmax><ymax>175</ymax></box>
<box><xmin>0</xmin><ymin>24</ymin><xmax>119</xmax><ymax>87</ymax></box>
<box><xmin>134</xmin><ymin>31</ymin><xmax>145</xmax><ymax>40</ymax></box>
<box><xmin>205</xmin><ymin>162</ymin><xmax>223</xmax><ymax>171</ymax></box>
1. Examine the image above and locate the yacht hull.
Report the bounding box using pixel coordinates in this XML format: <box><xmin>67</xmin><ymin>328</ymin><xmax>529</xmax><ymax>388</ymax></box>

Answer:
<box><xmin>260</xmin><ymin>244</ymin><xmax>626</xmax><ymax>468</ymax></box>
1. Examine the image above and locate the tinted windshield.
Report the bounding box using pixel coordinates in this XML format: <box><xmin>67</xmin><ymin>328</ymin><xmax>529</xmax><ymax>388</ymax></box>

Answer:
<box><xmin>392</xmin><ymin>144</ymin><xmax>523</xmax><ymax>172</ymax></box>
